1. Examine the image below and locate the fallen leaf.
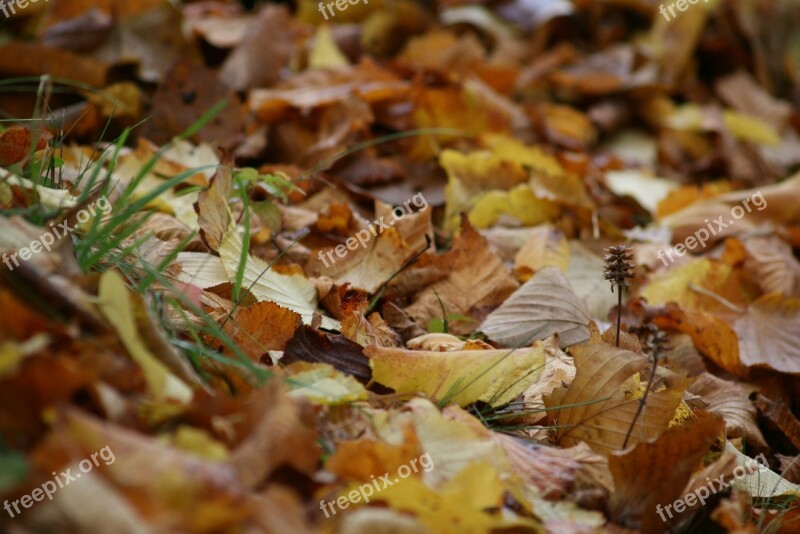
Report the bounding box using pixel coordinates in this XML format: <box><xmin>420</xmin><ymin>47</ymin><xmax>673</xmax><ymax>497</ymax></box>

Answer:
<box><xmin>283</xmin><ymin>325</ymin><xmax>371</xmax><ymax>382</ymax></box>
<box><xmin>405</xmin><ymin>217</ymin><xmax>518</xmax><ymax>334</ymax></box>
<box><xmin>228</xmin><ymin>301</ymin><xmax>301</xmax><ymax>359</ymax></box>
<box><xmin>724</xmin><ymin>442</ymin><xmax>800</xmax><ymax>498</ymax></box>
<box><xmin>607</xmin><ymin>411</ymin><xmax>724</xmax><ymax>532</ymax></box>
<box><xmin>285</xmin><ymin>362</ymin><xmax>367</xmax><ymax>405</ymax></box>
<box><xmin>218</xmin><ymin>224</ymin><xmax>339</xmax><ymax>329</ymax></box>
<box><xmin>753</xmin><ymin>394</ymin><xmax>800</xmax><ymax>451</ymax></box>
<box><xmin>734</xmin><ymin>292</ymin><xmax>800</xmax><ymax>374</ymax></box>
<box><xmin>686</xmin><ymin>373</ymin><xmax>766</xmax><ymax>450</ymax></box>
<box><xmin>365</xmin><ymin>343</ymin><xmax>546</xmax><ymax>407</ymax></box>
<box><xmin>545</xmin><ymin>324</ymin><xmax>689</xmax><ymax>453</ymax></box>
<box><xmin>341</xmin><ymin>312</ymin><xmax>401</xmax><ymax>348</ymax></box>
<box><xmin>97</xmin><ymin>270</ymin><xmax>193</xmax><ymax>408</ymax></box>
<box><xmin>308</xmin><ymin>24</ymin><xmax>349</xmax><ymax>69</ymax></box>
<box><xmin>480</xmin><ymin>266</ymin><xmax>591</xmax><ymax>348</ymax></box>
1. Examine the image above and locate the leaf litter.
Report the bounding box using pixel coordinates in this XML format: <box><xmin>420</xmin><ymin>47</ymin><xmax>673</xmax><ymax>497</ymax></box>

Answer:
<box><xmin>1</xmin><ymin>0</ymin><xmax>800</xmax><ymax>532</ymax></box>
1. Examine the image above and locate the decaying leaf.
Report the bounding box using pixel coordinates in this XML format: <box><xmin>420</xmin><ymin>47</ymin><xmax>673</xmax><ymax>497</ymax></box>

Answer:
<box><xmin>228</xmin><ymin>300</ymin><xmax>301</xmax><ymax>360</ymax></box>
<box><xmin>734</xmin><ymin>293</ymin><xmax>800</xmax><ymax>374</ymax></box>
<box><xmin>285</xmin><ymin>362</ymin><xmax>367</xmax><ymax>405</ymax></box>
<box><xmin>607</xmin><ymin>411</ymin><xmax>724</xmax><ymax>532</ymax></box>
<box><xmin>218</xmin><ymin>226</ymin><xmax>340</xmax><ymax>330</ymax></box>
<box><xmin>5</xmin><ymin>1</ymin><xmax>800</xmax><ymax>531</ymax></box>
<box><xmin>97</xmin><ymin>271</ymin><xmax>193</xmax><ymax>409</ymax></box>
<box><xmin>545</xmin><ymin>324</ymin><xmax>689</xmax><ymax>453</ymax></box>
<box><xmin>283</xmin><ymin>325</ymin><xmax>371</xmax><ymax>383</ymax></box>
<box><xmin>686</xmin><ymin>373</ymin><xmax>766</xmax><ymax>450</ymax></box>
<box><xmin>480</xmin><ymin>266</ymin><xmax>591</xmax><ymax>348</ymax></box>
<box><xmin>404</xmin><ymin>217</ymin><xmax>518</xmax><ymax>334</ymax></box>
<box><xmin>365</xmin><ymin>342</ymin><xmax>545</xmax><ymax>407</ymax></box>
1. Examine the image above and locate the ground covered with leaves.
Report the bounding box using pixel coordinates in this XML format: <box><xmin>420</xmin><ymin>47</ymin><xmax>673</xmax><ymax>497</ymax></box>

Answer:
<box><xmin>1</xmin><ymin>0</ymin><xmax>800</xmax><ymax>532</ymax></box>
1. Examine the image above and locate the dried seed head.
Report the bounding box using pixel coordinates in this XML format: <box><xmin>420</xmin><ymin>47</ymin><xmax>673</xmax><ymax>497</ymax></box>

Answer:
<box><xmin>603</xmin><ymin>244</ymin><xmax>636</xmax><ymax>293</ymax></box>
<box><xmin>648</xmin><ymin>329</ymin><xmax>670</xmax><ymax>358</ymax></box>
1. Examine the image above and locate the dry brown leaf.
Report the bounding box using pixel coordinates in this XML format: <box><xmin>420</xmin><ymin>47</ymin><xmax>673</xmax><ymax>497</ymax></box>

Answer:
<box><xmin>680</xmin><ymin>452</ymin><xmax>737</xmax><ymax>517</ymax></box>
<box><xmin>144</xmin><ymin>60</ymin><xmax>244</xmax><ymax>149</ymax></box>
<box><xmin>652</xmin><ymin>304</ymin><xmax>747</xmax><ymax>378</ymax></box>
<box><xmin>405</xmin><ymin>217</ymin><xmax>519</xmax><ymax>335</ymax></box>
<box><xmin>307</xmin><ymin>201</ymin><xmax>433</xmax><ymax>293</ymax></box>
<box><xmin>0</xmin><ymin>126</ymin><xmax>51</xmax><ymax>166</ymax></box>
<box><xmin>325</xmin><ymin>432</ymin><xmax>423</xmax><ymax>483</ymax></box>
<box><xmin>659</xmin><ymin>333</ymin><xmax>707</xmax><ymax>377</ymax></box>
<box><xmin>544</xmin><ymin>324</ymin><xmax>689</xmax><ymax>453</ymax></box>
<box><xmin>743</xmin><ymin>236</ymin><xmax>800</xmax><ymax>297</ymax></box>
<box><xmin>397</xmin><ymin>29</ymin><xmax>485</xmax><ymax>74</ymax></box>
<box><xmin>90</xmin><ymin>4</ymin><xmax>197</xmax><ymax>83</ymax></box>
<box><xmin>341</xmin><ymin>312</ymin><xmax>401</xmax><ymax>348</ymax></box>
<box><xmin>534</xmin><ymin>102</ymin><xmax>598</xmax><ymax>150</ymax></box>
<box><xmin>513</xmin><ymin>225</ymin><xmax>569</xmax><ymax>281</ymax></box>
<box><xmin>710</xmin><ymin>493</ymin><xmax>760</xmax><ymax>534</ymax></box>
<box><xmin>0</xmin><ymin>42</ymin><xmax>109</xmax><ymax>87</ymax></box>
<box><xmin>219</xmin><ymin>6</ymin><xmax>296</xmax><ymax>92</ymax></box>
<box><xmin>550</xmin><ymin>45</ymin><xmax>635</xmax><ymax>96</ymax></box>
<box><xmin>662</xmin><ymin>172</ymin><xmax>800</xmax><ymax>243</ymax></box>
<box><xmin>734</xmin><ymin>293</ymin><xmax>800</xmax><ymax>374</ymax></box>
<box><xmin>753</xmin><ymin>394</ymin><xmax>800</xmax><ymax>451</ymax></box>
<box><xmin>382</xmin><ymin>302</ymin><xmax>427</xmax><ymax>342</ymax></box>
<box><xmin>194</xmin><ymin>159</ymin><xmax>232</xmax><ymax>252</ymax></box>
<box><xmin>228</xmin><ymin>301</ymin><xmax>302</xmax><ymax>360</ymax></box>
<box><xmin>250</xmin><ymin>485</ymin><xmax>317</xmax><ymax>534</ymax></box>
<box><xmin>776</xmin><ymin>454</ymin><xmax>800</xmax><ymax>484</ymax></box>
<box><xmin>686</xmin><ymin>373</ymin><xmax>766</xmax><ymax>450</ymax></box>
<box><xmin>716</xmin><ymin>71</ymin><xmax>792</xmax><ymax>132</ymax></box>
<box><xmin>495</xmin><ymin>434</ymin><xmax>609</xmax><ymax>499</ymax></box>
<box><xmin>607</xmin><ymin>411</ymin><xmax>724</xmax><ymax>532</ymax></box>
<box><xmin>29</xmin><ymin>408</ymin><xmax>252</xmax><ymax>531</ymax></box>
<box><xmin>283</xmin><ymin>325</ymin><xmax>372</xmax><ymax>382</ymax></box>
<box><xmin>248</xmin><ymin>61</ymin><xmax>409</xmax><ymax>122</ymax></box>
<box><xmin>229</xmin><ymin>378</ymin><xmax>320</xmax><ymax>490</ymax></box>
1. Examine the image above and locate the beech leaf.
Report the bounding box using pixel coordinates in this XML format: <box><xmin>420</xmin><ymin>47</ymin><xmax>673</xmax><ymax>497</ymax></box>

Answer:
<box><xmin>480</xmin><ymin>266</ymin><xmax>591</xmax><ymax>348</ymax></box>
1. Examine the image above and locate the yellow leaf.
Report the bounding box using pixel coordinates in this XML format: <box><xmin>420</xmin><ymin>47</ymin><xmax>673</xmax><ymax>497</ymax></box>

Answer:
<box><xmin>640</xmin><ymin>257</ymin><xmax>756</xmax><ymax>314</ymax></box>
<box><xmin>98</xmin><ymin>271</ymin><xmax>193</xmax><ymax>406</ymax></box>
<box><xmin>218</xmin><ymin>224</ymin><xmax>340</xmax><ymax>329</ymax></box>
<box><xmin>441</xmin><ymin>135</ymin><xmax>590</xmax><ymax>231</ymax></box>
<box><xmin>365</xmin><ymin>343</ymin><xmax>545</xmax><ymax>407</ymax></box>
<box><xmin>308</xmin><ymin>24</ymin><xmax>349</xmax><ymax>69</ymax></box>
<box><xmin>722</xmin><ymin>109</ymin><xmax>781</xmax><ymax>145</ymax></box>
<box><xmin>356</xmin><ymin>461</ymin><xmax>542</xmax><ymax>533</ymax></box>
<box><xmin>468</xmin><ymin>184</ymin><xmax>556</xmax><ymax>229</ymax></box>
<box><xmin>663</xmin><ymin>104</ymin><xmax>781</xmax><ymax>145</ymax></box>
<box><xmin>166</xmin><ymin>426</ymin><xmax>230</xmax><ymax>461</ymax></box>
<box><xmin>285</xmin><ymin>362</ymin><xmax>367</xmax><ymax>405</ymax></box>
<box><xmin>0</xmin><ymin>342</ymin><xmax>24</xmax><ymax>380</ymax></box>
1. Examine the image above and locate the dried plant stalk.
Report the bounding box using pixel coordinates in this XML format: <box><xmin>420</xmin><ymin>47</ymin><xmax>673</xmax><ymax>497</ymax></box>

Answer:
<box><xmin>603</xmin><ymin>244</ymin><xmax>636</xmax><ymax>348</ymax></box>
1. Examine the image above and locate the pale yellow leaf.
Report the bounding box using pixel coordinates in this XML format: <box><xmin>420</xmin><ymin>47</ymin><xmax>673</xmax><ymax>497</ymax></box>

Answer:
<box><xmin>308</xmin><ymin>24</ymin><xmax>349</xmax><ymax>69</ymax></box>
<box><xmin>364</xmin><ymin>344</ymin><xmax>545</xmax><ymax>407</ymax></box>
<box><xmin>97</xmin><ymin>271</ymin><xmax>193</xmax><ymax>406</ymax></box>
